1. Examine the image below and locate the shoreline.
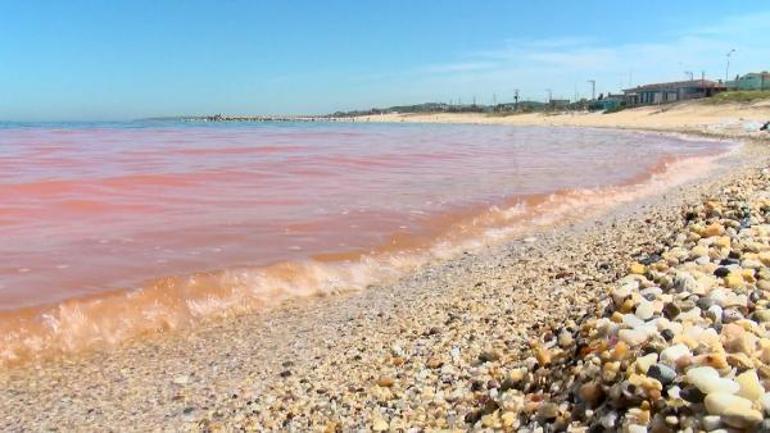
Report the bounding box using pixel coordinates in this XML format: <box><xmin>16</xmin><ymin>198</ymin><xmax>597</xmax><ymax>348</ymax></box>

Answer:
<box><xmin>1</xmin><ymin>125</ymin><xmax>770</xmax><ymax>431</ymax></box>
<box><xmin>0</xmin><ymin>127</ymin><xmax>732</xmax><ymax>369</ymax></box>
<box><xmin>345</xmin><ymin>99</ymin><xmax>770</xmax><ymax>142</ymax></box>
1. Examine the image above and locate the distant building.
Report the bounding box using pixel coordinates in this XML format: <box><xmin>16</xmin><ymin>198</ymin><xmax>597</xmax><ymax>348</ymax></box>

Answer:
<box><xmin>623</xmin><ymin>79</ymin><xmax>725</xmax><ymax>105</ymax></box>
<box><xmin>727</xmin><ymin>72</ymin><xmax>770</xmax><ymax>91</ymax></box>
<box><xmin>591</xmin><ymin>93</ymin><xmax>625</xmax><ymax>111</ymax></box>
<box><xmin>548</xmin><ymin>99</ymin><xmax>570</xmax><ymax>109</ymax></box>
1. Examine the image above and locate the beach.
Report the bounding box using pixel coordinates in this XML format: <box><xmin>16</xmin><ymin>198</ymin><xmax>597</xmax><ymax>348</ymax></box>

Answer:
<box><xmin>351</xmin><ymin>99</ymin><xmax>770</xmax><ymax>141</ymax></box>
<box><xmin>3</xmin><ymin>102</ymin><xmax>770</xmax><ymax>432</ymax></box>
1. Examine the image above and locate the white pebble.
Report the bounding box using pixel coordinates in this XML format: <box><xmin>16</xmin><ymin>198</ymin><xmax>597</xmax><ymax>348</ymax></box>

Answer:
<box><xmin>687</xmin><ymin>367</ymin><xmax>739</xmax><ymax>394</ymax></box>
<box><xmin>704</xmin><ymin>392</ymin><xmax>752</xmax><ymax>415</ymax></box>
<box><xmin>736</xmin><ymin>370</ymin><xmax>763</xmax><ymax>401</ymax></box>
<box><xmin>660</xmin><ymin>343</ymin><xmax>691</xmax><ymax>364</ymax></box>
<box><xmin>635</xmin><ymin>300</ymin><xmax>655</xmax><ymax>320</ymax></box>
<box><xmin>618</xmin><ymin>329</ymin><xmax>648</xmax><ymax>346</ymax></box>
<box><xmin>701</xmin><ymin>415</ymin><xmax>721</xmax><ymax>430</ymax></box>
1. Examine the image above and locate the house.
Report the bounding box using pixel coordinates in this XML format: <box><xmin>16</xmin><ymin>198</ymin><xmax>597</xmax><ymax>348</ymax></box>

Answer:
<box><xmin>623</xmin><ymin>79</ymin><xmax>725</xmax><ymax>106</ymax></box>
<box><xmin>727</xmin><ymin>72</ymin><xmax>770</xmax><ymax>91</ymax></box>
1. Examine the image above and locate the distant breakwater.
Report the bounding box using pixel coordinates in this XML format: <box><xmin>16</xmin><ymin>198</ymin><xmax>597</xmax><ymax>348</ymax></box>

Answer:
<box><xmin>172</xmin><ymin>115</ymin><xmax>329</xmax><ymax>122</ymax></box>
<box><xmin>142</xmin><ymin>114</ymin><xmax>381</xmax><ymax>123</ymax></box>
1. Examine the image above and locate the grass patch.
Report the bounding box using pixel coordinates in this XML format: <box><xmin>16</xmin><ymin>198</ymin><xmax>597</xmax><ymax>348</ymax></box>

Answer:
<box><xmin>707</xmin><ymin>90</ymin><xmax>770</xmax><ymax>104</ymax></box>
<box><xmin>603</xmin><ymin>104</ymin><xmax>628</xmax><ymax>114</ymax></box>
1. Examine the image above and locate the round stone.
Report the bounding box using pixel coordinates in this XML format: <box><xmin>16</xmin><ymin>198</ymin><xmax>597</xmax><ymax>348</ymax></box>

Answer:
<box><xmin>647</xmin><ymin>363</ymin><xmax>676</xmax><ymax>385</ymax></box>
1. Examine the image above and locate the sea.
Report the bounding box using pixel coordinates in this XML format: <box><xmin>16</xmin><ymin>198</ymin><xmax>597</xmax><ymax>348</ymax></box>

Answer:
<box><xmin>0</xmin><ymin>120</ymin><xmax>733</xmax><ymax>364</ymax></box>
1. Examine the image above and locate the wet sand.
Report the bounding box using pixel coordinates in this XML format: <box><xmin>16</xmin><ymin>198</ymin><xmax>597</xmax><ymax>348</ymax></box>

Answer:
<box><xmin>2</xmin><ymin>105</ymin><xmax>770</xmax><ymax>431</ymax></box>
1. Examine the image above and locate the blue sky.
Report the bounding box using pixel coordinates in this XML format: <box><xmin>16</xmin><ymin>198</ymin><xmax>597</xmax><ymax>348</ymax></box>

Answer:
<box><xmin>1</xmin><ymin>0</ymin><xmax>769</xmax><ymax>120</ymax></box>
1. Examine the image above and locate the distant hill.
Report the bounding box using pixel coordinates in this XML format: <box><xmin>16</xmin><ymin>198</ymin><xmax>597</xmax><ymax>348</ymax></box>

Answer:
<box><xmin>327</xmin><ymin>101</ymin><xmax>551</xmax><ymax>118</ymax></box>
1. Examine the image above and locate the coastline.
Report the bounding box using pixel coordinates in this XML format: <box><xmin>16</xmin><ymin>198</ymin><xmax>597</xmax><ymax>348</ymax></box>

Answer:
<box><xmin>345</xmin><ymin>99</ymin><xmax>770</xmax><ymax>142</ymax></box>
<box><xmin>2</xmin><ymin>115</ymin><xmax>770</xmax><ymax>431</ymax></box>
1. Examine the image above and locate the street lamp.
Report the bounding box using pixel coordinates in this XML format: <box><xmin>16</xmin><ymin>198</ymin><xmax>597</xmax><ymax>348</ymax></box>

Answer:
<box><xmin>725</xmin><ymin>49</ymin><xmax>736</xmax><ymax>83</ymax></box>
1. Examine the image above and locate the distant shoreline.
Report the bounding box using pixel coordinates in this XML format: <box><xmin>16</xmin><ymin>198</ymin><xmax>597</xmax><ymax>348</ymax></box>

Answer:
<box><xmin>153</xmin><ymin>97</ymin><xmax>770</xmax><ymax>142</ymax></box>
<box><xmin>140</xmin><ymin>114</ymin><xmax>324</xmax><ymax>122</ymax></box>
<box><xmin>344</xmin><ymin>98</ymin><xmax>770</xmax><ymax>141</ymax></box>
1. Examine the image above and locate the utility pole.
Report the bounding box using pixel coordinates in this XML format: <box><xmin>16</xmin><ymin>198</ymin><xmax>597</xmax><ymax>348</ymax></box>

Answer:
<box><xmin>587</xmin><ymin>80</ymin><xmax>596</xmax><ymax>100</ymax></box>
<box><xmin>514</xmin><ymin>89</ymin><xmax>519</xmax><ymax>111</ymax></box>
<box><xmin>685</xmin><ymin>71</ymin><xmax>694</xmax><ymax>81</ymax></box>
<box><xmin>725</xmin><ymin>49</ymin><xmax>736</xmax><ymax>83</ymax></box>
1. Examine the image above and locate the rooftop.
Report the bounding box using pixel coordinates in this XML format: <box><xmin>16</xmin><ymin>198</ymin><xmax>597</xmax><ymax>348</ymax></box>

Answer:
<box><xmin>624</xmin><ymin>79</ymin><xmax>724</xmax><ymax>93</ymax></box>
<box><xmin>743</xmin><ymin>71</ymin><xmax>770</xmax><ymax>78</ymax></box>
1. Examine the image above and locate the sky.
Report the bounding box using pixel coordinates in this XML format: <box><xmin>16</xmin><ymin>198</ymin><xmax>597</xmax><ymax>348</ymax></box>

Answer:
<box><xmin>1</xmin><ymin>0</ymin><xmax>770</xmax><ymax>121</ymax></box>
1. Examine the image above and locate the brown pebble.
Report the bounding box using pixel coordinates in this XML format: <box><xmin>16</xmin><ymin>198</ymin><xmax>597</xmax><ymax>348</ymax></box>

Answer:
<box><xmin>426</xmin><ymin>357</ymin><xmax>444</xmax><ymax>369</ymax></box>
<box><xmin>479</xmin><ymin>351</ymin><xmax>501</xmax><ymax>363</ymax></box>
<box><xmin>376</xmin><ymin>376</ymin><xmax>395</xmax><ymax>387</ymax></box>
<box><xmin>534</xmin><ymin>346</ymin><xmax>552</xmax><ymax>366</ymax></box>
<box><xmin>578</xmin><ymin>382</ymin><xmax>605</xmax><ymax>408</ymax></box>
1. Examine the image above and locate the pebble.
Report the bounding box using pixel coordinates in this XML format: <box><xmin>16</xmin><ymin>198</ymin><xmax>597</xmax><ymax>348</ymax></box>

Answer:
<box><xmin>704</xmin><ymin>392</ymin><xmax>753</xmax><ymax>415</ymax></box>
<box><xmin>635</xmin><ymin>301</ymin><xmax>655</xmax><ymax>320</ymax></box>
<box><xmin>372</xmin><ymin>418</ymin><xmax>389</xmax><ymax>431</ymax></box>
<box><xmin>660</xmin><ymin>344</ymin><xmax>690</xmax><ymax>364</ymax></box>
<box><xmin>735</xmin><ymin>369</ymin><xmax>763</xmax><ymax>401</ymax></box>
<box><xmin>647</xmin><ymin>363</ymin><xmax>676</xmax><ymax>385</ymax></box>
<box><xmin>478</xmin><ymin>350</ymin><xmax>501</xmax><ymax>363</ymax></box>
<box><xmin>662</xmin><ymin>302</ymin><xmax>681</xmax><ymax>319</ymax></box>
<box><xmin>172</xmin><ymin>375</ymin><xmax>190</xmax><ymax>385</ymax></box>
<box><xmin>701</xmin><ymin>415</ymin><xmax>722</xmax><ymax>430</ymax></box>
<box><xmin>686</xmin><ymin>367</ymin><xmax>739</xmax><ymax>394</ymax></box>
<box><xmin>619</xmin><ymin>329</ymin><xmax>648</xmax><ymax>346</ymax></box>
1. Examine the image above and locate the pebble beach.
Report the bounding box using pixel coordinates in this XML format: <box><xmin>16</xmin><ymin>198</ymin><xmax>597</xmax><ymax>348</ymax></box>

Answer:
<box><xmin>3</xmin><ymin>123</ymin><xmax>770</xmax><ymax>432</ymax></box>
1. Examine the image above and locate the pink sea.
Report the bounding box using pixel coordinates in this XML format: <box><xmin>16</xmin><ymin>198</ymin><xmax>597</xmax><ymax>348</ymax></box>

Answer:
<box><xmin>0</xmin><ymin>121</ymin><xmax>732</xmax><ymax>364</ymax></box>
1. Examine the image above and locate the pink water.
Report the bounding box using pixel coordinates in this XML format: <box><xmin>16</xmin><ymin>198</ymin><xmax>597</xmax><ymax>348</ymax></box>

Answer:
<box><xmin>0</xmin><ymin>122</ymin><xmax>731</xmax><ymax>364</ymax></box>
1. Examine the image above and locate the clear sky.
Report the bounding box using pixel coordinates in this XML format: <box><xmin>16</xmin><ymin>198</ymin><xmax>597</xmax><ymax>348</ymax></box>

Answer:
<box><xmin>1</xmin><ymin>0</ymin><xmax>769</xmax><ymax>120</ymax></box>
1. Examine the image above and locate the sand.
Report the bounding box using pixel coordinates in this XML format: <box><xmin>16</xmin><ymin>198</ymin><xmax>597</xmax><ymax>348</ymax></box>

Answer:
<box><xmin>349</xmin><ymin>99</ymin><xmax>770</xmax><ymax>140</ymax></box>
<box><xmin>2</xmin><ymin>101</ymin><xmax>770</xmax><ymax>432</ymax></box>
